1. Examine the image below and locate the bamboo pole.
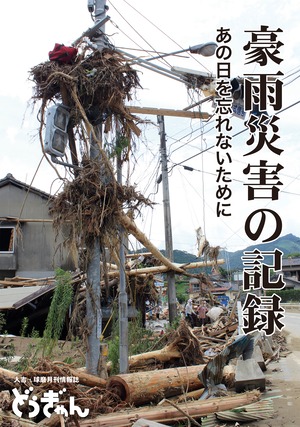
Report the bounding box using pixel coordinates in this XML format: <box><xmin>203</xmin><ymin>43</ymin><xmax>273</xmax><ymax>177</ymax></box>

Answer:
<box><xmin>108</xmin><ymin>260</ymin><xmax>225</xmax><ymax>277</ymax></box>
<box><xmin>125</xmin><ymin>252</ymin><xmax>153</xmax><ymax>258</ymax></box>
<box><xmin>119</xmin><ymin>213</ymin><xmax>183</xmax><ymax>272</ymax></box>
<box><xmin>166</xmin><ymin>388</ymin><xmax>205</xmax><ymax>403</ymax></box>
<box><xmin>71</xmin><ymin>390</ymin><xmax>261</xmax><ymax>427</ymax></box>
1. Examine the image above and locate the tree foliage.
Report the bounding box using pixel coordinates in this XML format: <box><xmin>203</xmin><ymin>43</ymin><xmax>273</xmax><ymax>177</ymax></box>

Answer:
<box><xmin>41</xmin><ymin>268</ymin><xmax>73</xmax><ymax>355</ymax></box>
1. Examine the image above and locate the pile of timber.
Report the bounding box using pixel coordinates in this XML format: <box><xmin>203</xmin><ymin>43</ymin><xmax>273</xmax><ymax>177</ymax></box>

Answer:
<box><xmin>0</xmin><ymin>252</ymin><xmax>223</xmax><ymax>289</ymax></box>
<box><xmin>0</xmin><ymin>360</ymin><xmax>261</xmax><ymax>427</ymax></box>
<box><xmin>0</xmin><ymin>272</ymin><xmax>84</xmax><ymax>288</ymax></box>
<box><xmin>0</xmin><ymin>319</ymin><xmax>282</xmax><ymax>427</ymax></box>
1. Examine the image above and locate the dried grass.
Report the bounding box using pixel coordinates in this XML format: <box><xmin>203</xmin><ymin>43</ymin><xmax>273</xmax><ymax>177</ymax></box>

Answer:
<box><xmin>166</xmin><ymin>319</ymin><xmax>205</xmax><ymax>366</ymax></box>
<box><xmin>29</xmin><ymin>47</ymin><xmax>142</xmax><ymax>139</ymax></box>
<box><xmin>49</xmin><ymin>159</ymin><xmax>152</xmax><ymax>266</ymax></box>
<box><xmin>29</xmin><ymin>46</ymin><xmax>152</xmax><ymax>262</ymax></box>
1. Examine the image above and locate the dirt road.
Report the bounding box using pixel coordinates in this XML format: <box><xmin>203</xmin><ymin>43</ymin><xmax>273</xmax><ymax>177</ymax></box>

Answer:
<box><xmin>235</xmin><ymin>310</ymin><xmax>300</xmax><ymax>427</ymax></box>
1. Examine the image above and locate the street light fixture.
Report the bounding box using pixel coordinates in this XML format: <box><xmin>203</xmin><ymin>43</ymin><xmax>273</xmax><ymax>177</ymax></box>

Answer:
<box><xmin>146</xmin><ymin>42</ymin><xmax>218</xmax><ymax>61</ymax></box>
<box><xmin>189</xmin><ymin>42</ymin><xmax>218</xmax><ymax>56</ymax></box>
<box><xmin>117</xmin><ymin>41</ymin><xmax>217</xmax><ymax>86</ymax></box>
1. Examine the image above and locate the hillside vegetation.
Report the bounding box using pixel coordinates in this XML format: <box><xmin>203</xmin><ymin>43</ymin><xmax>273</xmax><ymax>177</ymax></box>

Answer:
<box><xmin>156</xmin><ymin>233</ymin><xmax>300</xmax><ymax>271</ymax></box>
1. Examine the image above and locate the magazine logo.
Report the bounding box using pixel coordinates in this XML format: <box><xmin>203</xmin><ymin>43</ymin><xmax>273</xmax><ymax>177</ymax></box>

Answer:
<box><xmin>12</xmin><ymin>387</ymin><xmax>89</xmax><ymax>419</ymax></box>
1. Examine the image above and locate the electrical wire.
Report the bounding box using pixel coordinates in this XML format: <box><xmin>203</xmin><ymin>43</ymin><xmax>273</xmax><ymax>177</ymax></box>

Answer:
<box><xmin>168</xmin><ymin>99</ymin><xmax>300</xmax><ymax>171</ymax></box>
<box><xmin>108</xmin><ymin>0</ymin><xmax>173</xmax><ymax>68</ymax></box>
<box><xmin>119</xmin><ymin>0</ymin><xmax>213</xmax><ymax>72</ymax></box>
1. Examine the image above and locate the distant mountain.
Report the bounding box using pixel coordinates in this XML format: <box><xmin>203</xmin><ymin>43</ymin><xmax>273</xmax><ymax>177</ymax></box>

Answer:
<box><xmin>220</xmin><ymin>233</ymin><xmax>300</xmax><ymax>270</ymax></box>
<box><xmin>134</xmin><ymin>234</ymin><xmax>300</xmax><ymax>272</ymax></box>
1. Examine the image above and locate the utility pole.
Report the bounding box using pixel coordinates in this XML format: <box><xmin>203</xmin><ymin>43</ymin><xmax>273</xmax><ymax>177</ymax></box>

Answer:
<box><xmin>157</xmin><ymin>115</ymin><xmax>177</xmax><ymax>324</ymax></box>
<box><xmin>85</xmin><ymin>0</ymin><xmax>108</xmax><ymax>375</ymax></box>
<box><xmin>86</xmin><ymin>127</ymin><xmax>102</xmax><ymax>375</ymax></box>
<box><xmin>117</xmin><ymin>139</ymin><xmax>129</xmax><ymax>374</ymax></box>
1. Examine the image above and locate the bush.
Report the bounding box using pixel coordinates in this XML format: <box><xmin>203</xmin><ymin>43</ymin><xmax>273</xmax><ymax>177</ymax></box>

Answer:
<box><xmin>41</xmin><ymin>268</ymin><xmax>73</xmax><ymax>356</ymax></box>
<box><xmin>0</xmin><ymin>312</ymin><xmax>6</xmax><ymax>334</ymax></box>
<box><xmin>266</xmin><ymin>289</ymin><xmax>300</xmax><ymax>302</ymax></box>
<box><xmin>107</xmin><ymin>311</ymin><xmax>159</xmax><ymax>374</ymax></box>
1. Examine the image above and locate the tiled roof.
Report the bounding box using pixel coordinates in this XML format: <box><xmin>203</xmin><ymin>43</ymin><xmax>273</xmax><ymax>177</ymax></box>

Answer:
<box><xmin>0</xmin><ymin>174</ymin><xmax>51</xmax><ymax>200</ymax></box>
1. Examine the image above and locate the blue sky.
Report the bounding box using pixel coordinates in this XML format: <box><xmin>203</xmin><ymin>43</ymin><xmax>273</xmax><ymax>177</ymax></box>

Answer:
<box><xmin>0</xmin><ymin>0</ymin><xmax>299</xmax><ymax>254</ymax></box>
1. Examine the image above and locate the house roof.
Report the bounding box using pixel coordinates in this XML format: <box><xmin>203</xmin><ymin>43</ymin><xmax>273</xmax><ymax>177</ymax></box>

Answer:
<box><xmin>0</xmin><ymin>174</ymin><xmax>51</xmax><ymax>200</ymax></box>
<box><xmin>282</xmin><ymin>258</ymin><xmax>300</xmax><ymax>268</ymax></box>
<box><xmin>0</xmin><ymin>284</ymin><xmax>56</xmax><ymax>310</ymax></box>
<box><xmin>211</xmin><ymin>286</ymin><xmax>231</xmax><ymax>293</ymax></box>
<box><xmin>281</xmin><ymin>276</ymin><xmax>300</xmax><ymax>288</ymax></box>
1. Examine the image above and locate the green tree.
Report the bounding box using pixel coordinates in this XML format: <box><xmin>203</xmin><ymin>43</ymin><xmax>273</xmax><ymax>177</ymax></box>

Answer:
<box><xmin>41</xmin><ymin>268</ymin><xmax>73</xmax><ymax>356</ymax></box>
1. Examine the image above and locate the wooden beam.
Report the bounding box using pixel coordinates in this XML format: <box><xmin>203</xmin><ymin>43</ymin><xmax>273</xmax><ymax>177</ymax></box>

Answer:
<box><xmin>108</xmin><ymin>259</ymin><xmax>225</xmax><ymax>277</ymax></box>
<box><xmin>0</xmin><ymin>217</ymin><xmax>53</xmax><ymax>223</ymax></box>
<box><xmin>128</xmin><ymin>106</ymin><xmax>211</xmax><ymax>120</ymax></box>
<box><xmin>72</xmin><ymin>390</ymin><xmax>261</xmax><ymax>426</ymax></box>
<box><xmin>125</xmin><ymin>252</ymin><xmax>153</xmax><ymax>258</ymax></box>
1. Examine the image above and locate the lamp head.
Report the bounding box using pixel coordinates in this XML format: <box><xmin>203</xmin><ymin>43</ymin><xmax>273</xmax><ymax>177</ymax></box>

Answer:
<box><xmin>189</xmin><ymin>42</ymin><xmax>218</xmax><ymax>57</ymax></box>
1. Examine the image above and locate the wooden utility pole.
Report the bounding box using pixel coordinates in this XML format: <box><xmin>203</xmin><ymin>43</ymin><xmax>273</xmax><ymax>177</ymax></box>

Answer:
<box><xmin>128</xmin><ymin>108</ymin><xmax>211</xmax><ymax>325</ymax></box>
<box><xmin>158</xmin><ymin>115</ymin><xmax>177</xmax><ymax>324</ymax></box>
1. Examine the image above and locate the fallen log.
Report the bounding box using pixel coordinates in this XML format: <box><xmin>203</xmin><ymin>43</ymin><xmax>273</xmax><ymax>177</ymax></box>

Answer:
<box><xmin>0</xmin><ymin>409</ymin><xmax>37</xmax><ymax>426</ymax></box>
<box><xmin>119</xmin><ymin>213</ymin><xmax>224</xmax><ymax>274</ymax></box>
<box><xmin>128</xmin><ymin>344</ymin><xmax>181</xmax><ymax>368</ymax></box>
<box><xmin>0</xmin><ymin>366</ymin><xmax>18</xmax><ymax>381</ymax></box>
<box><xmin>107</xmin><ymin>364</ymin><xmax>206</xmax><ymax>405</ymax></box>
<box><xmin>33</xmin><ymin>364</ymin><xmax>107</xmax><ymax>389</ymax></box>
<box><xmin>68</xmin><ymin>367</ymin><xmax>107</xmax><ymax>388</ymax></box>
<box><xmin>159</xmin><ymin>398</ymin><xmax>201</xmax><ymax>427</ymax></box>
<box><xmin>0</xmin><ymin>365</ymin><xmax>106</xmax><ymax>389</ymax></box>
<box><xmin>71</xmin><ymin>390</ymin><xmax>261</xmax><ymax>427</ymax></box>
<box><xmin>128</xmin><ymin>320</ymin><xmax>204</xmax><ymax>370</ymax></box>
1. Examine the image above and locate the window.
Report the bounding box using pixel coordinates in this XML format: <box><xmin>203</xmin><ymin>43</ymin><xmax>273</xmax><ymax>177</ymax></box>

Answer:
<box><xmin>0</xmin><ymin>227</ymin><xmax>15</xmax><ymax>252</ymax></box>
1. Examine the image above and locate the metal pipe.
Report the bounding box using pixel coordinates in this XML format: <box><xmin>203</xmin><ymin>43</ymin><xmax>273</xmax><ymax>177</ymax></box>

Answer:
<box><xmin>85</xmin><ymin>0</ymin><xmax>107</xmax><ymax>376</ymax></box>
<box><xmin>116</xmin><ymin>49</ymin><xmax>187</xmax><ymax>84</ymax></box>
<box><xmin>117</xmin><ymin>138</ymin><xmax>129</xmax><ymax>374</ymax></box>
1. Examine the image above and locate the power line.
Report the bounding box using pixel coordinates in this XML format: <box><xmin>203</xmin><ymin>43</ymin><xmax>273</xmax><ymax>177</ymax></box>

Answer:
<box><xmin>169</xmin><ymin>144</ymin><xmax>214</xmax><ymax>172</ymax></box>
<box><xmin>108</xmin><ymin>0</ymin><xmax>173</xmax><ymax>68</ymax></box>
<box><xmin>169</xmin><ymin>99</ymin><xmax>300</xmax><ymax>169</ymax></box>
<box><xmin>118</xmin><ymin>0</ymin><xmax>212</xmax><ymax>72</ymax></box>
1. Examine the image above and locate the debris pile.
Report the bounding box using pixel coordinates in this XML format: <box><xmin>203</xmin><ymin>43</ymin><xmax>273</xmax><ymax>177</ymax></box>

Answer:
<box><xmin>0</xmin><ymin>314</ymin><xmax>284</xmax><ymax>426</ymax></box>
<box><xmin>0</xmin><ymin>33</ymin><xmax>280</xmax><ymax>427</ymax></box>
<box><xmin>30</xmin><ymin>47</ymin><xmax>142</xmax><ymax>139</ymax></box>
<box><xmin>49</xmin><ymin>159</ymin><xmax>153</xmax><ymax>268</ymax></box>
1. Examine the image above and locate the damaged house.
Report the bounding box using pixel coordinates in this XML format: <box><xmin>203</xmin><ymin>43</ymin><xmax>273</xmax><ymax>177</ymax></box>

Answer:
<box><xmin>0</xmin><ymin>173</ymin><xmax>75</xmax><ymax>334</ymax></box>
